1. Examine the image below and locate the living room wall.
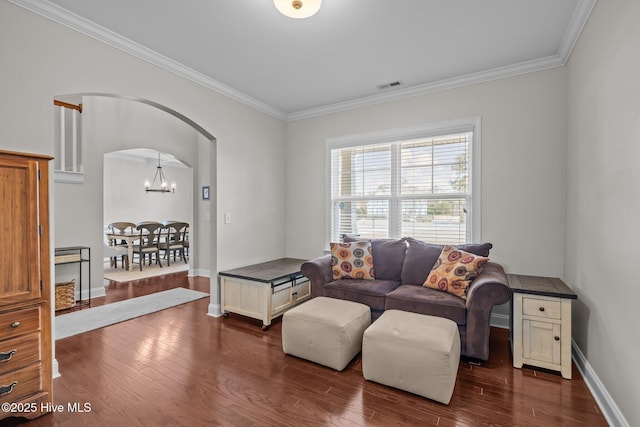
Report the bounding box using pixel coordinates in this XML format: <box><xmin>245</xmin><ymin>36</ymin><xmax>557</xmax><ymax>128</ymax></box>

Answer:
<box><xmin>0</xmin><ymin>1</ymin><xmax>287</xmax><ymax>313</ymax></box>
<box><xmin>54</xmin><ymin>96</ymin><xmax>199</xmax><ymax>297</ymax></box>
<box><xmin>285</xmin><ymin>68</ymin><xmax>567</xmax><ymax>324</ymax></box>
<box><xmin>103</xmin><ymin>157</ymin><xmax>193</xmax><ymax>228</ymax></box>
<box><xmin>566</xmin><ymin>0</ymin><xmax>639</xmax><ymax>425</ymax></box>
<box><xmin>285</xmin><ymin>68</ymin><xmax>568</xmax><ymax>277</ymax></box>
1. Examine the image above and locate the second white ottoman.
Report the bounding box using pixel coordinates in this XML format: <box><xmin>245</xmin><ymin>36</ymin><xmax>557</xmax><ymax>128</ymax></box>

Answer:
<box><xmin>282</xmin><ymin>297</ymin><xmax>371</xmax><ymax>371</ymax></box>
<box><xmin>362</xmin><ymin>310</ymin><xmax>461</xmax><ymax>404</ymax></box>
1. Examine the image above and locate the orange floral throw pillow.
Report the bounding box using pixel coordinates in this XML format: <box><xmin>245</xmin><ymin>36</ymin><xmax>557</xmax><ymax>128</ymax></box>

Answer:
<box><xmin>330</xmin><ymin>241</ymin><xmax>375</xmax><ymax>280</ymax></box>
<box><xmin>423</xmin><ymin>245</ymin><xmax>489</xmax><ymax>300</ymax></box>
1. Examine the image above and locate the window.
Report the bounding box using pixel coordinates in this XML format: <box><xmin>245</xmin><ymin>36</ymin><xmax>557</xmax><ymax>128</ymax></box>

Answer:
<box><xmin>327</xmin><ymin>118</ymin><xmax>480</xmax><ymax>245</ymax></box>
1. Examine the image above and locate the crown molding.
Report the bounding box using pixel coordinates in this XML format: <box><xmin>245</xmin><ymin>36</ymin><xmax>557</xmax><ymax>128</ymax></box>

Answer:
<box><xmin>7</xmin><ymin>0</ymin><xmax>288</xmax><ymax>121</ymax></box>
<box><xmin>9</xmin><ymin>0</ymin><xmax>596</xmax><ymax>123</ymax></box>
<box><xmin>287</xmin><ymin>55</ymin><xmax>565</xmax><ymax>121</ymax></box>
<box><xmin>558</xmin><ymin>0</ymin><xmax>597</xmax><ymax>63</ymax></box>
<box><xmin>285</xmin><ymin>0</ymin><xmax>598</xmax><ymax>121</ymax></box>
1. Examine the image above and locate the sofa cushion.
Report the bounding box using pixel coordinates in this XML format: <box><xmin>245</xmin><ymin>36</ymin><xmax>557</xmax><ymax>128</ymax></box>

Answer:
<box><xmin>401</xmin><ymin>237</ymin><xmax>493</xmax><ymax>285</ymax></box>
<box><xmin>401</xmin><ymin>238</ymin><xmax>444</xmax><ymax>285</ymax></box>
<box><xmin>342</xmin><ymin>237</ymin><xmax>407</xmax><ymax>282</ymax></box>
<box><xmin>324</xmin><ymin>279</ymin><xmax>401</xmax><ymax>311</ymax></box>
<box><xmin>370</xmin><ymin>239</ymin><xmax>407</xmax><ymax>281</ymax></box>
<box><xmin>330</xmin><ymin>242</ymin><xmax>375</xmax><ymax>280</ymax></box>
<box><xmin>424</xmin><ymin>246</ymin><xmax>489</xmax><ymax>300</ymax></box>
<box><xmin>458</xmin><ymin>242</ymin><xmax>493</xmax><ymax>257</ymax></box>
<box><xmin>384</xmin><ymin>284</ymin><xmax>467</xmax><ymax>325</ymax></box>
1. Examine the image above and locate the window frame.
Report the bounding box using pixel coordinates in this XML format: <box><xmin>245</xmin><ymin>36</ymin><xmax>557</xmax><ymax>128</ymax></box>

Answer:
<box><xmin>325</xmin><ymin>117</ymin><xmax>482</xmax><ymax>247</ymax></box>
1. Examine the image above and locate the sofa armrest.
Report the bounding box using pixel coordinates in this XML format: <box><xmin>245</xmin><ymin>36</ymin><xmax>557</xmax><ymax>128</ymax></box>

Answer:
<box><xmin>301</xmin><ymin>255</ymin><xmax>333</xmax><ymax>299</ymax></box>
<box><xmin>464</xmin><ymin>262</ymin><xmax>512</xmax><ymax>360</ymax></box>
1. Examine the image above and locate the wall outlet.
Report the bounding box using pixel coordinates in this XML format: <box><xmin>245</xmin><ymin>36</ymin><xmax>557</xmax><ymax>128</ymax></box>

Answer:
<box><xmin>224</xmin><ymin>212</ymin><xmax>231</xmax><ymax>224</ymax></box>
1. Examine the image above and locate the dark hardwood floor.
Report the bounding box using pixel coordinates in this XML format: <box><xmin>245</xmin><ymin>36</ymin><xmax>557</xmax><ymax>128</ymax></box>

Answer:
<box><xmin>7</xmin><ymin>272</ymin><xmax>608</xmax><ymax>426</ymax></box>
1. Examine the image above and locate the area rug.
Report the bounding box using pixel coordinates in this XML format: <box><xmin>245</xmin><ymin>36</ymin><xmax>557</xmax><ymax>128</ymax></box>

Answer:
<box><xmin>55</xmin><ymin>288</ymin><xmax>209</xmax><ymax>340</ymax></box>
<box><xmin>103</xmin><ymin>262</ymin><xmax>188</xmax><ymax>282</ymax></box>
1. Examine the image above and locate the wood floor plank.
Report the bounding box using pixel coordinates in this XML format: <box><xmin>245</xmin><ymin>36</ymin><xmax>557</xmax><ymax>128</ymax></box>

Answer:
<box><xmin>4</xmin><ymin>272</ymin><xmax>608</xmax><ymax>426</ymax></box>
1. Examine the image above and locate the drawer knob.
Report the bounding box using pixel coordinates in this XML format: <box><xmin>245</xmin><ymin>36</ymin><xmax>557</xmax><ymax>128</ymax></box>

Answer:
<box><xmin>554</xmin><ymin>336</ymin><xmax>560</xmax><ymax>341</ymax></box>
<box><xmin>539</xmin><ymin>307</ymin><xmax>545</xmax><ymax>312</ymax></box>
<box><xmin>0</xmin><ymin>350</ymin><xmax>17</xmax><ymax>362</ymax></box>
<box><xmin>0</xmin><ymin>381</ymin><xmax>17</xmax><ymax>397</ymax></box>
<box><xmin>10</xmin><ymin>321</ymin><xmax>21</xmax><ymax>328</ymax></box>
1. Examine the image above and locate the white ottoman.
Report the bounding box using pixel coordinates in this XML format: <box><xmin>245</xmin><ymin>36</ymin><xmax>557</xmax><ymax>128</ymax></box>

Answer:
<box><xmin>362</xmin><ymin>310</ymin><xmax>460</xmax><ymax>404</ymax></box>
<box><xmin>282</xmin><ymin>297</ymin><xmax>371</xmax><ymax>371</ymax></box>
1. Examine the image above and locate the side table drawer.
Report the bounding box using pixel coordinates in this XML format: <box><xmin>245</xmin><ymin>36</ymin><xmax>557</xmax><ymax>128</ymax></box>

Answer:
<box><xmin>0</xmin><ymin>333</ymin><xmax>41</xmax><ymax>375</ymax></box>
<box><xmin>522</xmin><ymin>296</ymin><xmax>561</xmax><ymax>320</ymax></box>
<box><xmin>0</xmin><ymin>308</ymin><xmax>41</xmax><ymax>340</ymax></box>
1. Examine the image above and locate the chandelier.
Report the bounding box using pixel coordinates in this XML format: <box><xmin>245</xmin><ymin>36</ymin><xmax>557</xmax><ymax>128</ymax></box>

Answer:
<box><xmin>274</xmin><ymin>0</ymin><xmax>321</xmax><ymax>19</ymax></box>
<box><xmin>144</xmin><ymin>152</ymin><xmax>176</xmax><ymax>194</ymax></box>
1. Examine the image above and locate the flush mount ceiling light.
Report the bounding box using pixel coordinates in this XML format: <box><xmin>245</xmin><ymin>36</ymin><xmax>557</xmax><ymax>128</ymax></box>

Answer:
<box><xmin>274</xmin><ymin>0</ymin><xmax>321</xmax><ymax>19</ymax></box>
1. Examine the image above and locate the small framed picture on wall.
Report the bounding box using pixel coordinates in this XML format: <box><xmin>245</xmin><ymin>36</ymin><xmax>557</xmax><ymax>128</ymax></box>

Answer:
<box><xmin>202</xmin><ymin>186</ymin><xmax>210</xmax><ymax>201</ymax></box>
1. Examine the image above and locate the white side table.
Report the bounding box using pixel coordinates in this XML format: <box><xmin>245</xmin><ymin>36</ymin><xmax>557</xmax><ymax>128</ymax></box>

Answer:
<box><xmin>508</xmin><ymin>274</ymin><xmax>577</xmax><ymax>379</ymax></box>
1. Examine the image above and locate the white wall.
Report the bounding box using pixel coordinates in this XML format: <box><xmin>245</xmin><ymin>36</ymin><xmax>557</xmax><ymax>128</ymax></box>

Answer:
<box><xmin>103</xmin><ymin>158</ymin><xmax>193</xmax><ymax>225</ymax></box>
<box><xmin>3</xmin><ymin>1</ymin><xmax>634</xmax><ymax>423</ymax></box>
<box><xmin>566</xmin><ymin>1</ymin><xmax>639</xmax><ymax>425</ymax></box>
<box><xmin>0</xmin><ymin>2</ymin><xmax>286</xmax><ymax>315</ymax></box>
<box><xmin>285</xmin><ymin>68</ymin><xmax>568</xmax><ymax>278</ymax></box>
<box><xmin>285</xmin><ymin>68</ymin><xmax>567</xmax><ymax>323</ymax></box>
<box><xmin>195</xmin><ymin>133</ymin><xmax>213</xmax><ymax>277</ymax></box>
<box><xmin>54</xmin><ymin>97</ymin><xmax>197</xmax><ymax>292</ymax></box>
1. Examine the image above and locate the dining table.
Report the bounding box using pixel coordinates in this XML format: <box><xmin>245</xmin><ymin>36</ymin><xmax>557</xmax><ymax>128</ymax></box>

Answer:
<box><xmin>105</xmin><ymin>231</ymin><xmax>140</xmax><ymax>272</ymax></box>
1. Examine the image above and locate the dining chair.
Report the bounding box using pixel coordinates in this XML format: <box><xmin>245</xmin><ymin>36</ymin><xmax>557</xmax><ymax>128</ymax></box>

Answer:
<box><xmin>132</xmin><ymin>222</ymin><xmax>163</xmax><ymax>271</ymax></box>
<box><xmin>107</xmin><ymin>221</ymin><xmax>136</xmax><ymax>269</ymax></box>
<box><xmin>183</xmin><ymin>224</ymin><xmax>189</xmax><ymax>259</ymax></box>
<box><xmin>159</xmin><ymin>222</ymin><xmax>188</xmax><ymax>266</ymax></box>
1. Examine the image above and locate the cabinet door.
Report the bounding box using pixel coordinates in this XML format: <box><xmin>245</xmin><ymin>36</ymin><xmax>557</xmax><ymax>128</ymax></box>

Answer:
<box><xmin>523</xmin><ymin>319</ymin><xmax>561</xmax><ymax>365</ymax></box>
<box><xmin>0</xmin><ymin>156</ymin><xmax>41</xmax><ymax>304</ymax></box>
<box><xmin>292</xmin><ymin>279</ymin><xmax>310</xmax><ymax>301</ymax></box>
<box><xmin>271</xmin><ymin>283</ymin><xmax>293</xmax><ymax>315</ymax></box>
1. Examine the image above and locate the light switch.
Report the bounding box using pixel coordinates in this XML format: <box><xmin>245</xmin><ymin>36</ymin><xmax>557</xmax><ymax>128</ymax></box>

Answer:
<box><xmin>224</xmin><ymin>213</ymin><xmax>231</xmax><ymax>224</ymax></box>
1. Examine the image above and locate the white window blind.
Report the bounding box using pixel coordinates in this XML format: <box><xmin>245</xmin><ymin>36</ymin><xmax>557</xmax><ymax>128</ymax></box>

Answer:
<box><xmin>329</xmin><ymin>130</ymin><xmax>474</xmax><ymax>245</ymax></box>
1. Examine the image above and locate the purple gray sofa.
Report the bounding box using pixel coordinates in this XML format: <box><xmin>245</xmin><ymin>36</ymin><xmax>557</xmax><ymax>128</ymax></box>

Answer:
<box><xmin>300</xmin><ymin>237</ymin><xmax>511</xmax><ymax>361</ymax></box>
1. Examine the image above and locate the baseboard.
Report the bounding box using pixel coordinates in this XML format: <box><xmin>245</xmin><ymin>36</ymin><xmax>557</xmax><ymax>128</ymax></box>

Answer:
<box><xmin>190</xmin><ymin>268</ymin><xmax>211</xmax><ymax>278</ymax></box>
<box><xmin>572</xmin><ymin>339</ymin><xmax>630</xmax><ymax>427</ymax></box>
<box><xmin>52</xmin><ymin>358</ymin><xmax>60</xmax><ymax>379</ymax></box>
<box><xmin>208</xmin><ymin>303</ymin><xmax>222</xmax><ymax>317</ymax></box>
<box><xmin>79</xmin><ymin>286</ymin><xmax>106</xmax><ymax>301</ymax></box>
<box><xmin>74</xmin><ymin>286</ymin><xmax>105</xmax><ymax>302</ymax></box>
<box><xmin>490</xmin><ymin>312</ymin><xmax>510</xmax><ymax>329</ymax></box>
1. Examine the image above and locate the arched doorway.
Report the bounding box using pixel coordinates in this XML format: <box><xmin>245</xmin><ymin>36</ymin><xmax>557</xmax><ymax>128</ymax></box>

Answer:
<box><xmin>51</xmin><ymin>93</ymin><xmax>218</xmax><ymax>314</ymax></box>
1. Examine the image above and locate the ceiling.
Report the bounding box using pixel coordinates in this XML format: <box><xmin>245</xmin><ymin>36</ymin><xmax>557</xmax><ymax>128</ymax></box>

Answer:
<box><xmin>105</xmin><ymin>149</ymin><xmax>187</xmax><ymax>168</ymax></box>
<box><xmin>12</xmin><ymin>0</ymin><xmax>595</xmax><ymax>120</ymax></box>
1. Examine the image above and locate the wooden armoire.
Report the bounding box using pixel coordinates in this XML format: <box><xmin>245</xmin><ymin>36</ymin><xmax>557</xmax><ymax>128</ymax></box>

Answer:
<box><xmin>0</xmin><ymin>150</ymin><xmax>53</xmax><ymax>420</ymax></box>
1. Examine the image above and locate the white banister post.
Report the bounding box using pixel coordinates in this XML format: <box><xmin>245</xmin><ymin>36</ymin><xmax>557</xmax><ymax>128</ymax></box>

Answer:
<box><xmin>59</xmin><ymin>106</ymin><xmax>65</xmax><ymax>171</ymax></box>
<box><xmin>72</xmin><ymin>109</ymin><xmax>78</xmax><ymax>173</ymax></box>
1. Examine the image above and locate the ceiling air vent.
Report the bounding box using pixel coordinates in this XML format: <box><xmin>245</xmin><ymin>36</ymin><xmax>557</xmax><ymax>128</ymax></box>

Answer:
<box><xmin>378</xmin><ymin>81</ymin><xmax>402</xmax><ymax>90</ymax></box>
